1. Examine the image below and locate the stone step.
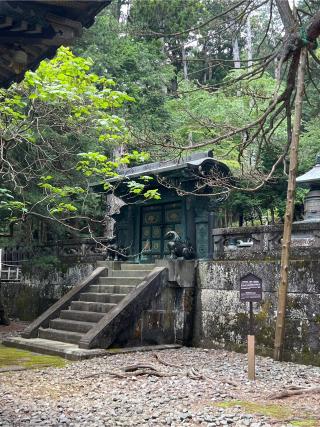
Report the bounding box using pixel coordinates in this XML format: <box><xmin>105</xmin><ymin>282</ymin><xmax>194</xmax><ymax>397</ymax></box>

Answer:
<box><xmin>88</xmin><ymin>284</ymin><xmax>136</xmax><ymax>294</ymax></box>
<box><xmin>49</xmin><ymin>318</ymin><xmax>94</xmax><ymax>334</ymax></box>
<box><xmin>70</xmin><ymin>301</ymin><xmax>116</xmax><ymax>313</ymax></box>
<box><xmin>96</xmin><ymin>261</ymin><xmax>121</xmax><ymax>268</ymax></box>
<box><xmin>98</xmin><ymin>277</ymin><xmax>141</xmax><ymax>286</ymax></box>
<box><xmin>96</xmin><ymin>261</ymin><xmax>109</xmax><ymax>267</ymax></box>
<box><xmin>38</xmin><ymin>327</ymin><xmax>83</xmax><ymax>344</ymax></box>
<box><xmin>3</xmin><ymin>337</ymin><xmax>181</xmax><ymax>361</ymax></box>
<box><xmin>79</xmin><ymin>292</ymin><xmax>125</xmax><ymax>304</ymax></box>
<box><xmin>121</xmin><ymin>263</ymin><xmax>154</xmax><ymax>271</ymax></box>
<box><xmin>107</xmin><ymin>270</ymin><xmax>151</xmax><ymax>278</ymax></box>
<box><xmin>60</xmin><ymin>310</ymin><xmax>104</xmax><ymax>323</ymax></box>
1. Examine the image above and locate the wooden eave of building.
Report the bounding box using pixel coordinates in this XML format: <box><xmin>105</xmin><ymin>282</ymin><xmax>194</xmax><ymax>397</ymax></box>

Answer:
<box><xmin>0</xmin><ymin>0</ymin><xmax>111</xmax><ymax>88</ymax></box>
<box><xmin>93</xmin><ymin>151</ymin><xmax>231</xmax><ymax>196</ymax></box>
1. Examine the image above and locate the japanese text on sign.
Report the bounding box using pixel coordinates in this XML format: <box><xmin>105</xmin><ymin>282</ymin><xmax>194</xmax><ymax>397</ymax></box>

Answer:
<box><xmin>240</xmin><ymin>274</ymin><xmax>262</xmax><ymax>302</ymax></box>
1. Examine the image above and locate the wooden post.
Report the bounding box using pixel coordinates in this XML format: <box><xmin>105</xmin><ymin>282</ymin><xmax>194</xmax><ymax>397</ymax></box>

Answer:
<box><xmin>248</xmin><ymin>301</ymin><xmax>255</xmax><ymax>380</ymax></box>
<box><xmin>274</xmin><ymin>47</ymin><xmax>307</xmax><ymax>361</ymax></box>
<box><xmin>248</xmin><ymin>335</ymin><xmax>255</xmax><ymax>380</ymax></box>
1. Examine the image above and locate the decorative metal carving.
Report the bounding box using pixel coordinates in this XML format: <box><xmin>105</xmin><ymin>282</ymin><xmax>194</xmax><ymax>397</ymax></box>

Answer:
<box><xmin>165</xmin><ymin>231</ymin><xmax>195</xmax><ymax>260</ymax></box>
<box><xmin>61</xmin><ymin>246</ymin><xmax>81</xmax><ymax>256</ymax></box>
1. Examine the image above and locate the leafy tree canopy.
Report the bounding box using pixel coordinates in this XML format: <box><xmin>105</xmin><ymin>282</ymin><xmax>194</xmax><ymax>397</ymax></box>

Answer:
<box><xmin>0</xmin><ymin>47</ymin><xmax>157</xmax><ymax>241</ymax></box>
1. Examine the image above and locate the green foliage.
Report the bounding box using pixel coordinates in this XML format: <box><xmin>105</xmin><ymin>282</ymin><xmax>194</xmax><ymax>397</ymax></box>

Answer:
<box><xmin>2</xmin><ymin>0</ymin><xmax>319</xmax><ymax>240</ymax></box>
<box><xmin>0</xmin><ymin>46</ymin><xmax>161</xmax><ymax>238</ymax></box>
<box><xmin>76</xmin><ymin>12</ymin><xmax>175</xmax><ymax>132</ymax></box>
<box><xmin>299</xmin><ymin>118</ymin><xmax>320</xmax><ymax>172</ymax></box>
<box><xmin>165</xmin><ymin>72</ymin><xmax>284</xmax><ymax>169</ymax></box>
<box><xmin>25</xmin><ymin>255</ymin><xmax>61</xmax><ymax>273</ymax></box>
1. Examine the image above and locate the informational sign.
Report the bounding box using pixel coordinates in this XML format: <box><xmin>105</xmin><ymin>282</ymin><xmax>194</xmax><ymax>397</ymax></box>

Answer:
<box><xmin>240</xmin><ymin>273</ymin><xmax>262</xmax><ymax>302</ymax></box>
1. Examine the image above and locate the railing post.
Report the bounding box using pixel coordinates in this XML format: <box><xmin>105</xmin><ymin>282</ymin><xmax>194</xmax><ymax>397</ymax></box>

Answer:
<box><xmin>212</xmin><ymin>231</ymin><xmax>224</xmax><ymax>260</ymax></box>
<box><xmin>208</xmin><ymin>211</ymin><xmax>216</xmax><ymax>259</ymax></box>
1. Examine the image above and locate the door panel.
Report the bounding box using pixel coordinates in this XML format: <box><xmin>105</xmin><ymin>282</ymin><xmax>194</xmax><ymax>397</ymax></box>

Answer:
<box><xmin>141</xmin><ymin>202</ymin><xmax>182</xmax><ymax>258</ymax></box>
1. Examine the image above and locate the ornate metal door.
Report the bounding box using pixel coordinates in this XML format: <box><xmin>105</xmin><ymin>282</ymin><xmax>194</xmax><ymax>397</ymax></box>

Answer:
<box><xmin>141</xmin><ymin>202</ymin><xmax>182</xmax><ymax>258</ymax></box>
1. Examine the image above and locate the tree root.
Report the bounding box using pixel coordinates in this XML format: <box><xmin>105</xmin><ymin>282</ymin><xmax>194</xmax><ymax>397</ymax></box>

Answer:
<box><xmin>152</xmin><ymin>352</ymin><xmax>181</xmax><ymax>368</ymax></box>
<box><xmin>187</xmin><ymin>367</ymin><xmax>205</xmax><ymax>380</ymax></box>
<box><xmin>82</xmin><ymin>370</ymin><xmax>127</xmax><ymax>379</ymax></box>
<box><xmin>124</xmin><ymin>364</ymin><xmax>158</xmax><ymax>372</ymax></box>
<box><xmin>269</xmin><ymin>386</ymin><xmax>320</xmax><ymax>399</ymax></box>
<box><xmin>82</xmin><ymin>364</ymin><xmax>179</xmax><ymax>380</ymax></box>
<box><xmin>125</xmin><ymin>369</ymin><xmax>175</xmax><ymax>378</ymax></box>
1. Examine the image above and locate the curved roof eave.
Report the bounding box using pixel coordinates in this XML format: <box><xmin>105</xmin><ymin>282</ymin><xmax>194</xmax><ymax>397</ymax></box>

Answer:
<box><xmin>0</xmin><ymin>0</ymin><xmax>111</xmax><ymax>88</ymax></box>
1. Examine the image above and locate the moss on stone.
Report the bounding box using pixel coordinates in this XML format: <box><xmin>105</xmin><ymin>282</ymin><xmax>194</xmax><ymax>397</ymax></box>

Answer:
<box><xmin>291</xmin><ymin>420</ymin><xmax>318</xmax><ymax>427</ymax></box>
<box><xmin>215</xmin><ymin>400</ymin><xmax>292</xmax><ymax>419</ymax></box>
<box><xmin>105</xmin><ymin>347</ymin><xmax>120</xmax><ymax>353</ymax></box>
<box><xmin>0</xmin><ymin>345</ymin><xmax>67</xmax><ymax>369</ymax></box>
<box><xmin>215</xmin><ymin>400</ymin><xmax>317</xmax><ymax>425</ymax></box>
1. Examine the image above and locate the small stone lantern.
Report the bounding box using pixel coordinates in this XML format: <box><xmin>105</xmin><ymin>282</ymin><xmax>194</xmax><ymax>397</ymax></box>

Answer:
<box><xmin>296</xmin><ymin>154</ymin><xmax>320</xmax><ymax>222</ymax></box>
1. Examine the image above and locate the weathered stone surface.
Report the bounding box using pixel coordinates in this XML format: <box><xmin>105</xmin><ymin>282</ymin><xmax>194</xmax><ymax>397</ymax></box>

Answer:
<box><xmin>198</xmin><ymin>259</ymin><xmax>320</xmax><ymax>293</ymax></box>
<box><xmin>21</xmin><ymin>267</ymin><xmax>106</xmax><ymax>339</ymax></box>
<box><xmin>79</xmin><ymin>267</ymin><xmax>168</xmax><ymax>349</ymax></box>
<box><xmin>156</xmin><ymin>259</ymin><xmax>196</xmax><ymax>287</ymax></box>
<box><xmin>0</xmin><ymin>263</ymin><xmax>96</xmax><ymax>321</ymax></box>
<box><xmin>112</xmin><ymin>261</ymin><xmax>196</xmax><ymax>348</ymax></box>
<box><xmin>194</xmin><ymin>260</ymin><xmax>320</xmax><ymax>364</ymax></box>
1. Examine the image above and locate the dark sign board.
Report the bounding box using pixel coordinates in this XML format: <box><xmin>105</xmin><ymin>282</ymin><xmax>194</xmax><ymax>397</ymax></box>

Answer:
<box><xmin>240</xmin><ymin>273</ymin><xmax>262</xmax><ymax>302</ymax></box>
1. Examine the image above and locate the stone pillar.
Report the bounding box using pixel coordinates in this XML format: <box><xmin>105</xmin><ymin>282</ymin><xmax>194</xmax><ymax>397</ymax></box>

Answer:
<box><xmin>186</xmin><ymin>197</ymin><xmax>196</xmax><ymax>250</ymax></box>
<box><xmin>208</xmin><ymin>198</ymin><xmax>218</xmax><ymax>259</ymax></box>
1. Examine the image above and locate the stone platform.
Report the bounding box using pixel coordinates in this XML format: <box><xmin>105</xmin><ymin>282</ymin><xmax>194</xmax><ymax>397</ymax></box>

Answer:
<box><xmin>2</xmin><ymin>336</ymin><xmax>107</xmax><ymax>360</ymax></box>
<box><xmin>3</xmin><ymin>336</ymin><xmax>181</xmax><ymax>360</ymax></box>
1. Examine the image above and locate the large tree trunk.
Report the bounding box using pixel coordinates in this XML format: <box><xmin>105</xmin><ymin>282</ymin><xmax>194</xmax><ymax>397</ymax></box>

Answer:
<box><xmin>273</xmin><ymin>46</ymin><xmax>307</xmax><ymax>361</ymax></box>
<box><xmin>182</xmin><ymin>44</ymin><xmax>188</xmax><ymax>80</ymax></box>
<box><xmin>246</xmin><ymin>16</ymin><xmax>253</xmax><ymax>69</ymax></box>
<box><xmin>232</xmin><ymin>37</ymin><xmax>241</xmax><ymax>69</ymax></box>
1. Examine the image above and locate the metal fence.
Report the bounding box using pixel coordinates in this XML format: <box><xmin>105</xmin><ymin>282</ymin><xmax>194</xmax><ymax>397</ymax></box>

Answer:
<box><xmin>0</xmin><ymin>248</ymin><xmax>22</xmax><ymax>282</ymax></box>
<box><xmin>0</xmin><ymin>264</ymin><xmax>22</xmax><ymax>281</ymax></box>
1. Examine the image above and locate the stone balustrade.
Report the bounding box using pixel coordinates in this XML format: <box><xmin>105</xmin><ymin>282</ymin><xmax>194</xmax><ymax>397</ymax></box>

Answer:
<box><xmin>1</xmin><ymin>237</ymin><xmax>113</xmax><ymax>267</ymax></box>
<box><xmin>212</xmin><ymin>221</ymin><xmax>320</xmax><ymax>260</ymax></box>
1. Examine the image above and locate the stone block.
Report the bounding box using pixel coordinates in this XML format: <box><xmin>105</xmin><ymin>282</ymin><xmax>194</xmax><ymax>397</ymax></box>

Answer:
<box><xmin>156</xmin><ymin>259</ymin><xmax>196</xmax><ymax>287</ymax></box>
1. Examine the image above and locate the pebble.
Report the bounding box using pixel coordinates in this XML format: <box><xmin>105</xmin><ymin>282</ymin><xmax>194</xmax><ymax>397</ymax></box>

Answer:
<box><xmin>0</xmin><ymin>348</ymin><xmax>319</xmax><ymax>427</ymax></box>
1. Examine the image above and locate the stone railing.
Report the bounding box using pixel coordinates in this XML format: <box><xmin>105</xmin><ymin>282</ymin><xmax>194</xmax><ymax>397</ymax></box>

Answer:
<box><xmin>1</xmin><ymin>237</ymin><xmax>114</xmax><ymax>265</ymax></box>
<box><xmin>212</xmin><ymin>222</ymin><xmax>320</xmax><ymax>260</ymax></box>
<box><xmin>22</xmin><ymin>266</ymin><xmax>107</xmax><ymax>339</ymax></box>
<box><xmin>52</xmin><ymin>238</ymin><xmax>110</xmax><ymax>260</ymax></box>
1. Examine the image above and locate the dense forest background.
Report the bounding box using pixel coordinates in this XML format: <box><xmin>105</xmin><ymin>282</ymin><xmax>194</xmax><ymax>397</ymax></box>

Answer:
<box><xmin>1</xmin><ymin>0</ymin><xmax>320</xmax><ymax>247</ymax></box>
<box><xmin>75</xmin><ymin>0</ymin><xmax>319</xmax><ymax>225</ymax></box>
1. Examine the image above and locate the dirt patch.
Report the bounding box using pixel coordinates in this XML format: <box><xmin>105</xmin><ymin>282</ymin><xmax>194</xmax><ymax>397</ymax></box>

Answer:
<box><xmin>0</xmin><ymin>320</ymin><xmax>29</xmax><ymax>342</ymax></box>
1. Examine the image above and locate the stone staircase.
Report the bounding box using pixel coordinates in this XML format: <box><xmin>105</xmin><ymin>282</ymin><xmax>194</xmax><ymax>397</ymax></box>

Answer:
<box><xmin>3</xmin><ymin>260</ymin><xmax>194</xmax><ymax>359</ymax></box>
<box><xmin>37</xmin><ymin>263</ymin><xmax>155</xmax><ymax>346</ymax></box>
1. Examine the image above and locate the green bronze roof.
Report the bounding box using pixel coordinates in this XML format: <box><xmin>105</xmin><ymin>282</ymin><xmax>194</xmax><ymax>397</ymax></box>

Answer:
<box><xmin>297</xmin><ymin>155</ymin><xmax>320</xmax><ymax>184</ymax></box>
<box><xmin>109</xmin><ymin>151</ymin><xmax>230</xmax><ymax>182</ymax></box>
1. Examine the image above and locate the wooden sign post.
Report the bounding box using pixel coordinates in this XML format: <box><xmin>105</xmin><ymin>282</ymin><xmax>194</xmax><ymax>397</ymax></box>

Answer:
<box><xmin>240</xmin><ymin>274</ymin><xmax>262</xmax><ymax>381</ymax></box>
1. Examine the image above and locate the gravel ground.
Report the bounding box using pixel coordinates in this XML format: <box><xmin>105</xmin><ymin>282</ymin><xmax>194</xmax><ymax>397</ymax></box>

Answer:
<box><xmin>0</xmin><ymin>321</ymin><xmax>30</xmax><ymax>341</ymax></box>
<box><xmin>0</xmin><ymin>347</ymin><xmax>319</xmax><ymax>427</ymax></box>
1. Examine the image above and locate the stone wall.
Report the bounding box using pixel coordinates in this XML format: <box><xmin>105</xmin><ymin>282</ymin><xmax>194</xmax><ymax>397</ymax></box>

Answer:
<box><xmin>0</xmin><ymin>263</ymin><xmax>95</xmax><ymax>321</ymax></box>
<box><xmin>193</xmin><ymin>259</ymin><xmax>320</xmax><ymax>365</ymax></box>
<box><xmin>113</xmin><ymin>260</ymin><xmax>196</xmax><ymax>347</ymax></box>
